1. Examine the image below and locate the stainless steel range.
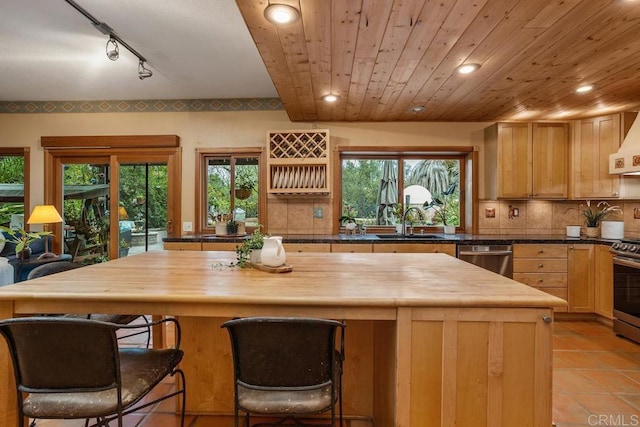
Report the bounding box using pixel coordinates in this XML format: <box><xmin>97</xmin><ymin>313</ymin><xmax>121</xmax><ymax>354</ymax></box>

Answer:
<box><xmin>610</xmin><ymin>240</ymin><xmax>640</xmax><ymax>343</ymax></box>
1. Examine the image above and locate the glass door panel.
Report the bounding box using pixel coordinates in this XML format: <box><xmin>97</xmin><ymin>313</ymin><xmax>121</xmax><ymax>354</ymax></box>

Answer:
<box><xmin>118</xmin><ymin>163</ymin><xmax>168</xmax><ymax>257</ymax></box>
<box><xmin>62</xmin><ymin>161</ymin><xmax>110</xmax><ymax>264</ymax></box>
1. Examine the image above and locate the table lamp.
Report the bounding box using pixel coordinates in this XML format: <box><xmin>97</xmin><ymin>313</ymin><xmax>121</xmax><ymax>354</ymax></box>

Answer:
<box><xmin>27</xmin><ymin>205</ymin><xmax>63</xmax><ymax>260</ymax></box>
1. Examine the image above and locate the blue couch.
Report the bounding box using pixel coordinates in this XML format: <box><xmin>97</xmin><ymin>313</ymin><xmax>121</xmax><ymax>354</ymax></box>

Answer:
<box><xmin>0</xmin><ymin>232</ymin><xmax>49</xmax><ymax>282</ymax></box>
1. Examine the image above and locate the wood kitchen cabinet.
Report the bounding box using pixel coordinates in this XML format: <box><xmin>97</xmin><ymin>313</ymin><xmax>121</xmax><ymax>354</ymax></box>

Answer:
<box><xmin>571</xmin><ymin>114</ymin><xmax>621</xmax><ymax>198</ymax></box>
<box><xmin>484</xmin><ymin>122</ymin><xmax>568</xmax><ymax>199</ymax></box>
<box><xmin>163</xmin><ymin>241</ymin><xmax>202</xmax><ymax>251</ymax></box>
<box><xmin>331</xmin><ymin>243</ymin><xmax>373</xmax><ymax>253</ymax></box>
<box><xmin>284</xmin><ymin>243</ymin><xmax>331</xmax><ymax>253</ymax></box>
<box><xmin>513</xmin><ymin>244</ymin><xmax>568</xmax><ymax>312</ymax></box>
<box><xmin>594</xmin><ymin>244</ymin><xmax>614</xmax><ymax>319</ymax></box>
<box><xmin>568</xmin><ymin>244</ymin><xmax>595</xmax><ymax>313</ymax></box>
<box><xmin>373</xmin><ymin>243</ymin><xmax>456</xmax><ymax>256</ymax></box>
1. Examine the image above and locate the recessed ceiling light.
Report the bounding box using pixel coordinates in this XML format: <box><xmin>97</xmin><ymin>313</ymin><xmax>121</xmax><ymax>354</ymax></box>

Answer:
<box><xmin>411</xmin><ymin>106</ymin><xmax>425</xmax><ymax>113</ymax></box>
<box><xmin>264</xmin><ymin>4</ymin><xmax>300</xmax><ymax>25</ymax></box>
<box><xmin>576</xmin><ymin>84</ymin><xmax>594</xmax><ymax>93</ymax></box>
<box><xmin>456</xmin><ymin>63</ymin><xmax>481</xmax><ymax>75</ymax></box>
<box><xmin>322</xmin><ymin>94</ymin><xmax>338</xmax><ymax>103</ymax></box>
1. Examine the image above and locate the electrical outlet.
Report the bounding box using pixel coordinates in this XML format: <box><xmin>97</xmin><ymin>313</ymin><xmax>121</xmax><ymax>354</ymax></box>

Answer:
<box><xmin>485</xmin><ymin>208</ymin><xmax>495</xmax><ymax>218</ymax></box>
<box><xmin>313</xmin><ymin>207</ymin><xmax>323</xmax><ymax>219</ymax></box>
<box><xmin>182</xmin><ymin>221</ymin><xmax>193</xmax><ymax>232</ymax></box>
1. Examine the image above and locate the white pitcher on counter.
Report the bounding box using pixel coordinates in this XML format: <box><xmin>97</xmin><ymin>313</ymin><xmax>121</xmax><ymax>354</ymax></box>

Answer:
<box><xmin>260</xmin><ymin>236</ymin><xmax>287</xmax><ymax>267</ymax></box>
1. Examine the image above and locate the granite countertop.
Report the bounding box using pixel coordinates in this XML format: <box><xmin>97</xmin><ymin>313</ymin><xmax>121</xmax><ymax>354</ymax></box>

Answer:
<box><xmin>164</xmin><ymin>233</ymin><xmax>618</xmax><ymax>245</ymax></box>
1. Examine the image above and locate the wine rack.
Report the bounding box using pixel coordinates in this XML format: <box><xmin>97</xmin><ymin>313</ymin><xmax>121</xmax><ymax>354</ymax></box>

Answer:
<box><xmin>267</xmin><ymin>130</ymin><xmax>330</xmax><ymax>195</ymax></box>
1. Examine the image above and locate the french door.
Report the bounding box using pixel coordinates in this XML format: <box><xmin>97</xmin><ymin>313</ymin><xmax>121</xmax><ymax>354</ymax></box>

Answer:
<box><xmin>43</xmin><ymin>144</ymin><xmax>181</xmax><ymax>261</ymax></box>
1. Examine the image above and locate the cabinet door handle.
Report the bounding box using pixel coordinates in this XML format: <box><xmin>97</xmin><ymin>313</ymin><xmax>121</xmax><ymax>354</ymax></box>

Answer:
<box><xmin>542</xmin><ymin>315</ymin><xmax>553</xmax><ymax>324</ymax></box>
<box><xmin>538</xmin><ymin>278</ymin><xmax>544</xmax><ymax>283</ymax></box>
<box><xmin>538</xmin><ymin>249</ymin><xmax>544</xmax><ymax>254</ymax></box>
<box><xmin>538</xmin><ymin>264</ymin><xmax>544</xmax><ymax>268</ymax></box>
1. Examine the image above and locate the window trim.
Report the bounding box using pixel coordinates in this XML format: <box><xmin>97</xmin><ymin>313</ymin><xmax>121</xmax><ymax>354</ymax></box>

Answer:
<box><xmin>334</xmin><ymin>146</ymin><xmax>478</xmax><ymax>234</ymax></box>
<box><xmin>196</xmin><ymin>148</ymin><xmax>266</xmax><ymax>234</ymax></box>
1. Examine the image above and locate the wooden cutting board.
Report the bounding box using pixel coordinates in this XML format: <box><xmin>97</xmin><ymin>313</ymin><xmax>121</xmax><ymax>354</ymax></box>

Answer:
<box><xmin>250</xmin><ymin>262</ymin><xmax>293</xmax><ymax>273</ymax></box>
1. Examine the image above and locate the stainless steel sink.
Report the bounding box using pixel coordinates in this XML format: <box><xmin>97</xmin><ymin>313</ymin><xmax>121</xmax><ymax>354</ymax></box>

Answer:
<box><xmin>375</xmin><ymin>234</ymin><xmax>443</xmax><ymax>239</ymax></box>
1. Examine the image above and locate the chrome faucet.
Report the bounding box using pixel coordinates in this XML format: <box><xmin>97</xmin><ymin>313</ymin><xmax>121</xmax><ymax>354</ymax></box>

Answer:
<box><xmin>401</xmin><ymin>206</ymin><xmax>425</xmax><ymax>237</ymax></box>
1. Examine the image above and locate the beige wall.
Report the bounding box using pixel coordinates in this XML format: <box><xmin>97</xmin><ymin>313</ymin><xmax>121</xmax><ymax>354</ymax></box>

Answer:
<box><xmin>0</xmin><ymin>110</ymin><xmax>488</xmax><ymax>234</ymax></box>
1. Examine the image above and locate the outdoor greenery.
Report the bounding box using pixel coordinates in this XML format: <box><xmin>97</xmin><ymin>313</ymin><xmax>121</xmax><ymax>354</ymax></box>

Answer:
<box><xmin>341</xmin><ymin>158</ymin><xmax>461</xmax><ymax>227</ymax></box>
<box><xmin>206</xmin><ymin>157</ymin><xmax>259</xmax><ymax>227</ymax></box>
<box><xmin>0</xmin><ymin>156</ymin><xmax>25</xmax><ymax>184</ymax></box>
<box><xmin>0</xmin><ymin>155</ymin><xmax>26</xmax><ymax>226</ymax></box>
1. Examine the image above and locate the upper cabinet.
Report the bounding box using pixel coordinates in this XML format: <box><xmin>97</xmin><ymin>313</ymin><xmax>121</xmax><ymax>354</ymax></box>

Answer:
<box><xmin>267</xmin><ymin>130</ymin><xmax>331</xmax><ymax>195</ymax></box>
<box><xmin>570</xmin><ymin>112</ymin><xmax>638</xmax><ymax>199</ymax></box>
<box><xmin>484</xmin><ymin>122</ymin><xmax>568</xmax><ymax>199</ymax></box>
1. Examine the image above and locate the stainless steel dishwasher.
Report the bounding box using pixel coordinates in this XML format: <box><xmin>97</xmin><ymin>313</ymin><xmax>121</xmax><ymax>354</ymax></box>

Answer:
<box><xmin>457</xmin><ymin>244</ymin><xmax>513</xmax><ymax>278</ymax></box>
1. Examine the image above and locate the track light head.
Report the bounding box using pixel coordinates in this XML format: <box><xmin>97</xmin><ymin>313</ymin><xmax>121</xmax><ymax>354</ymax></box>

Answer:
<box><xmin>106</xmin><ymin>37</ymin><xmax>119</xmax><ymax>61</ymax></box>
<box><xmin>138</xmin><ymin>60</ymin><xmax>153</xmax><ymax>80</ymax></box>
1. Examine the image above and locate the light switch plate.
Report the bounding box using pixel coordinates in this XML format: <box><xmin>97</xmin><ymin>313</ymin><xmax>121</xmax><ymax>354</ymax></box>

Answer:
<box><xmin>182</xmin><ymin>221</ymin><xmax>193</xmax><ymax>232</ymax></box>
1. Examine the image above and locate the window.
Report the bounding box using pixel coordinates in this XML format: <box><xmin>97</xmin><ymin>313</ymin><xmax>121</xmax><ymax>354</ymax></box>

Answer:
<box><xmin>0</xmin><ymin>149</ymin><xmax>29</xmax><ymax>229</ymax></box>
<box><xmin>199</xmin><ymin>151</ymin><xmax>262</xmax><ymax>233</ymax></box>
<box><xmin>340</xmin><ymin>152</ymin><xmax>466</xmax><ymax>232</ymax></box>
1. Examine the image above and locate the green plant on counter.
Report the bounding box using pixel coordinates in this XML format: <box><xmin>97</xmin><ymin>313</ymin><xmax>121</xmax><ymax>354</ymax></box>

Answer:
<box><xmin>581</xmin><ymin>200</ymin><xmax>622</xmax><ymax>227</ymax></box>
<box><xmin>423</xmin><ymin>183</ymin><xmax>458</xmax><ymax>226</ymax></box>
<box><xmin>226</xmin><ymin>219</ymin><xmax>239</xmax><ymax>235</ymax></box>
<box><xmin>234</xmin><ymin>226</ymin><xmax>265</xmax><ymax>268</ymax></box>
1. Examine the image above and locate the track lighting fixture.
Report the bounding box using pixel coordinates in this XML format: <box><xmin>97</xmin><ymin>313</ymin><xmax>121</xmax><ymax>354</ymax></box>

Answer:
<box><xmin>65</xmin><ymin>0</ymin><xmax>153</xmax><ymax>79</ymax></box>
<box><xmin>138</xmin><ymin>60</ymin><xmax>153</xmax><ymax>80</ymax></box>
<box><xmin>106</xmin><ymin>37</ymin><xmax>119</xmax><ymax>61</ymax></box>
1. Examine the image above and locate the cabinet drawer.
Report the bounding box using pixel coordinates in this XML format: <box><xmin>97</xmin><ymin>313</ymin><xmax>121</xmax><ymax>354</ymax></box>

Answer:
<box><xmin>514</xmin><ymin>244</ymin><xmax>567</xmax><ymax>258</ymax></box>
<box><xmin>514</xmin><ymin>273</ymin><xmax>567</xmax><ymax>288</ymax></box>
<box><xmin>202</xmin><ymin>242</ymin><xmax>238</xmax><ymax>251</ymax></box>
<box><xmin>331</xmin><ymin>243</ymin><xmax>373</xmax><ymax>253</ymax></box>
<box><xmin>163</xmin><ymin>242</ymin><xmax>202</xmax><ymax>251</ymax></box>
<box><xmin>373</xmin><ymin>243</ymin><xmax>455</xmax><ymax>255</ymax></box>
<box><xmin>514</xmin><ymin>259</ymin><xmax>567</xmax><ymax>273</ymax></box>
<box><xmin>285</xmin><ymin>243</ymin><xmax>331</xmax><ymax>253</ymax></box>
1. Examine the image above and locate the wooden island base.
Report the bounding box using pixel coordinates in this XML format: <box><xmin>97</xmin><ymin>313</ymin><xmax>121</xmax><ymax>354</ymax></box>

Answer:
<box><xmin>0</xmin><ymin>251</ymin><xmax>563</xmax><ymax>427</ymax></box>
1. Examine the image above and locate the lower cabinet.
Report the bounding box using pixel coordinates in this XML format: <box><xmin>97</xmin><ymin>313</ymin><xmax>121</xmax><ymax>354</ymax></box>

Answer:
<box><xmin>513</xmin><ymin>244</ymin><xmax>568</xmax><ymax>312</ymax></box>
<box><xmin>163</xmin><ymin>241</ymin><xmax>202</xmax><ymax>251</ymax></box>
<box><xmin>202</xmin><ymin>242</ymin><xmax>240</xmax><ymax>251</ymax></box>
<box><xmin>373</xmin><ymin>243</ymin><xmax>456</xmax><ymax>256</ymax></box>
<box><xmin>568</xmin><ymin>244</ymin><xmax>595</xmax><ymax>313</ymax></box>
<box><xmin>284</xmin><ymin>243</ymin><xmax>331</xmax><ymax>253</ymax></box>
<box><xmin>331</xmin><ymin>243</ymin><xmax>373</xmax><ymax>253</ymax></box>
<box><xmin>594</xmin><ymin>245</ymin><xmax>614</xmax><ymax>319</ymax></box>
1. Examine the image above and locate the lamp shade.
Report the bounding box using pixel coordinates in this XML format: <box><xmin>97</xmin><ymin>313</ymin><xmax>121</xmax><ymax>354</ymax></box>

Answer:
<box><xmin>27</xmin><ymin>205</ymin><xmax>63</xmax><ymax>224</ymax></box>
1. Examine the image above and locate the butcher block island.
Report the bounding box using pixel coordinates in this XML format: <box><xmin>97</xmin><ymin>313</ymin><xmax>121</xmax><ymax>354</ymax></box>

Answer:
<box><xmin>0</xmin><ymin>251</ymin><xmax>565</xmax><ymax>427</ymax></box>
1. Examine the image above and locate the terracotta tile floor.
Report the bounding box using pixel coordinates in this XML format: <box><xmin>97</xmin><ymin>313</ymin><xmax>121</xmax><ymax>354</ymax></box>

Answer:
<box><xmin>28</xmin><ymin>320</ymin><xmax>640</xmax><ymax>426</ymax></box>
<box><xmin>553</xmin><ymin>321</ymin><xmax>640</xmax><ymax>427</ymax></box>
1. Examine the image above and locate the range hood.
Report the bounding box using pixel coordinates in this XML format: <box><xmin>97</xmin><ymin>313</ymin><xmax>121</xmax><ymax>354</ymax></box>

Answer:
<box><xmin>610</xmin><ymin>114</ymin><xmax>640</xmax><ymax>175</ymax></box>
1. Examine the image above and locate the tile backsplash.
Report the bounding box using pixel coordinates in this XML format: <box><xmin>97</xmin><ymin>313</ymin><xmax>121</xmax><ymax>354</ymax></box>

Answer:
<box><xmin>478</xmin><ymin>200</ymin><xmax>640</xmax><ymax>238</ymax></box>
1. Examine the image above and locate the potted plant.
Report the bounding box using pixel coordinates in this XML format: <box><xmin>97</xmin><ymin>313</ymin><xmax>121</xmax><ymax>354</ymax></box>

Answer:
<box><xmin>226</xmin><ymin>219</ymin><xmax>240</xmax><ymax>235</ymax></box>
<box><xmin>0</xmin><ymin>226</ymin><xmax>52</xmax><ymax>260</ymax></box>
<box><xmin>235</xmin><ymin>169</ymin><xmax>255</xmax><ymax>200</ymax></box>
<box><xmin>581</xmin><ymin>200</ymin><xmax>622</xmax><ymax>238</ymax></box>
<box><xmin>339</xmin><ymin>204</ymin><xmax>358</xmax><ymax>233</ymax></box>
<box><xmin>235</xmin><ymin>226</ymin><xmax>265</xmax><ymax>267</ymax></box>
<box><xmin>423</xmin><ymin>183</ymin><xmax>458</xmax><ymax>234</ymax></box>
<box><xmin>119</xmin><ymin>238</ymin><xmax>130</xmax><ymax>258</ymax></box>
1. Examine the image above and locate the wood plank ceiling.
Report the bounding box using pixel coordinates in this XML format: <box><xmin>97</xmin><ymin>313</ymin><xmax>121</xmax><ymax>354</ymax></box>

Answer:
<box><xmin>236</xmin><ymin>0</ymin><xmax>640</xmax><ymax>122</ymax></box>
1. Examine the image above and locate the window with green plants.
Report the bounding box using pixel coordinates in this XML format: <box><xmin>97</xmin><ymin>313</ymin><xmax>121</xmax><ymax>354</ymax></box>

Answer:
<box><xmin>0</xmin><ymin>153</ymin><xmax>26</xmax><ymax>228</ymax></box>
<box><xmin>340</xmin><ymin>153</ymin><xmax>465</xmax><ymax>232</ymax></box>
<box><xmin>204</xmin><ymin>155</ymin><xmax>260</xmax><ymax>233</ymax></box>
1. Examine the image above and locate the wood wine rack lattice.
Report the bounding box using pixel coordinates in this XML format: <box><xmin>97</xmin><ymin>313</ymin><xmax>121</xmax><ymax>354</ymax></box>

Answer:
<box><xmin>267</xmin><ymin>130</ymin><xmax>330</xmax><ymax>195</ymax></box>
